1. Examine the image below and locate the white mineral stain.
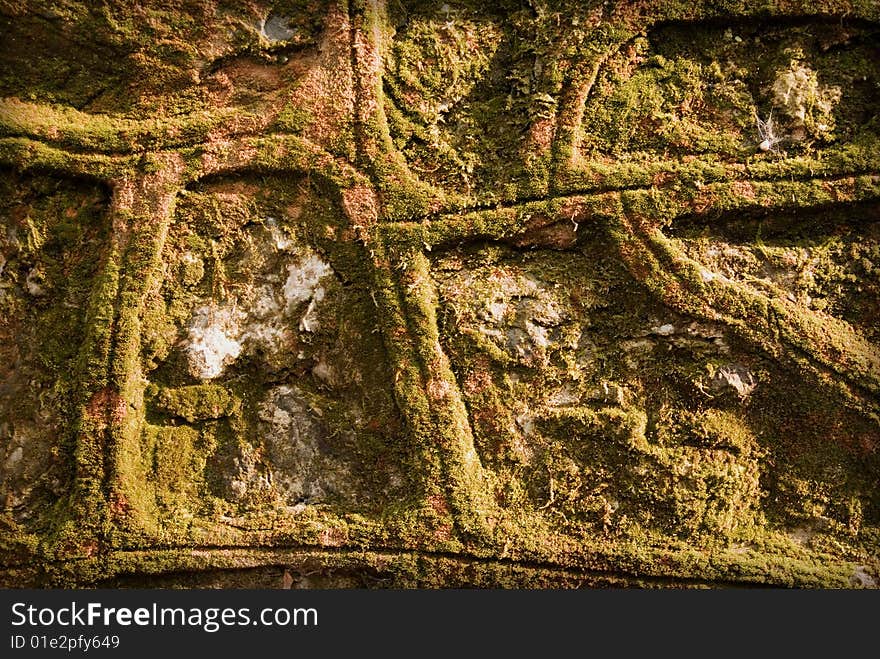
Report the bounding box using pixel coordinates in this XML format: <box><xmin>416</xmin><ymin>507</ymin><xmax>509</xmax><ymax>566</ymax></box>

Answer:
<box><xmin>184</xmin><ymin>252</ymin><xmax>334</xmax><ymax>379</ymax></box>
<box><xmin>265</xmin><ymin>217</ymin><xmax>293</xmax><ymax>251</ymax></box>
<box><xmin>284</xmin><ymin>255</ymin><xmax>332</xmax><ymax>310</ymax></box>
<box><xmin>259</xmin><ymin>15</ymin><xmax>295</xmax><ymax>42</ymax></box>
<box><xmin>298</xmin><ymin>283</ymin><xmax>328</xmax><ymax>333</ymax></box>
<box><xmin>185</xmin><ymin>306</ymin><xmax>243</xmax><ymax>379</ymax></box>
<box><xmin>25</xmin><ymin>268</ymin><xmax>45</xmax><ymax>296</ymax></box>
<box><xmin>241</xmin><ymin>322</ymin><xmax>286</xmax><ymax>348</ymax></box>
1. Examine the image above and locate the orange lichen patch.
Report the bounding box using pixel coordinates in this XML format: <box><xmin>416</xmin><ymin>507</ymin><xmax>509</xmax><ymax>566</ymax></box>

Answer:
<box><xmin>859</xmin><ymin>433</ymin><xmax>878</xmax><ymax>454</ymax></box>
<box><xmin>426</xmin><ymin>375</ymin><xmax>452</xmax><ymax>402</ymax></box>
<box><xmin>79</xmin><ymin>541</ymin><xmax>100</xmax><ymax>558</ymax></box>
<box><xmin>108</xmin><ymin>178</ymin><xmax>137</xmax><ymax>218</ymax></box>
<box><xmin>428</xmin><ymin>493</ymin><xmax>451</xmax><ymax>518</ymax></box>
<box><xmin>559</xmin><ymin>55</ymin><xmax>608</xmax><ymax>148</ymax></box>
<box><xmin>196</xmin><ymin>138</ymin><xmax>259</xmax><ymax>175</ymax></box>
<box><xmin>109</xmin><ymin>491</ymin><xmax>130</xmax><ymax>518</ymax></box>
<box><xmin>471</xmin><ymin>406</ymin><xmax>507</xmax><ymax>439</ymax></box>
<box><xmin>652</xmin><ymin>171</ymin><xmax>675</xmax><ymax>187</ymax></box>
<box><xmin>510</xmin><ymin>219</ymin><xmax>578</xmax><ymax>250</ymax></box>
<box><xmin>624</xmin><ymin>211</ymin><xmax>664</xmax><ymax>234</ymax></box>
<box><xmin>288</xmin><ymin>4</ymin><xmax>355</xmax><ymax>152</ymax></box>
<box><xmin>350</xmin><ymin>10</ymin><xmax>382</xmax><ymax>125</ymax></box>
<box><xmin>462</xmin><ymin>359</ymin><xmax>494</xmax><ymax>397</ymax></box>
<box><xmin>823</xmin><ymin>177</ymin><xmax>856</xmax><ymax>202</ymax></box>
<box><xmin>284</xmin><ymin>200</ymin><xmax>305</xmax><ymax>222</ymax></box>
<box><xmin>208</xmin><ymin>180</ymin><xmax>262</xmax><ymax>198</ymax></box>
<box><xmin>508</xmin><ymin>209</ymin><xmax>579</xmax><ymax>250</ymax></box>
<box><xmin>432</xmin><ymin>522</ymin><xmax>454</xmax><ymax>542</ymax></box>
<box><xmin>84</xmin><ymin>386</ymin><xmax>126</xmax><ymax>428</ymax></box>
<box><xmin>690</xmin><ymin>190</ymin><xmax>715</xmax><ymax>214</ymax></box>
<box><xmin>426</xmin><ymin>493</ymin><xmax>455</xmax><ymax>541</ymax></box>
<box><xmin>729</xmin><ymin>180</ymin><xmax>757</xmax><ymax>201</ymax></box>
<box><xmin>389</xmin><ymin>325</ymin><xmax>409</xmax><ymax>342</ymax></box>
<box><xmin>615</xmin><ymin>242</ymin><xmax>649</xmax><ymax>282</ymax></box>
<box><xmin>204</xmin><ymin>70</ymin><xmax>235</xmax><ymax>107</ymax></box>
<box><xmin>341</xmin><ymin>185</ymin><xmax>379</xmax><ymax>230</ymax></box>
<box><xmin>221</xmin><ymin>57</ymin><xmax>285</xmax><ymax>94</ymax></box>
<box><xmin>662</xmin><ymin>280</ymin><xmax>689</xmax><ymax>303</ymax></box>
<box><xmin>525</xmin><ymin>117</ymin><xmax>557</xmax><ymax>155</ymax></box>
<box><xmin>119</xmin><ymin>158</ymin><xmax>183</xmax><ymax>220</ymax></box>
<box><xmin>317</xmin><ymin>526</ymin><xmax>348</xmax><ymax>547</ymax></box>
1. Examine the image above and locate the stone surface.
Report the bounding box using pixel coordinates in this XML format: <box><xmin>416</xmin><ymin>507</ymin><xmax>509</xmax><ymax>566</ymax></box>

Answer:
<box><xmin>0</xmin><ymin>0</ymin><xmax>878</xmax><ymax>589</ymax></box>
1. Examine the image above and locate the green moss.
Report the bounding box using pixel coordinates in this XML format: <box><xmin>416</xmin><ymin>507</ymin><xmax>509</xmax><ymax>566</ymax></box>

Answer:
<box><xmin>148</xmin><ymin>384</ymin><xmax>240</xmax><ymax>423</ymax></box>
<box><xmin>271</xmin><ymin>102</ymin><xmax>312</xmax><ymax>134</ymax></box>
<box><xmin>143</xmin><ymin>423</ymin><xmax>216</xmax><ymax>515</ymax></box>
<box><xmin>0</xmin><ymin>98</ymin><xmax>243</xmax><ymax>153</ymax></box>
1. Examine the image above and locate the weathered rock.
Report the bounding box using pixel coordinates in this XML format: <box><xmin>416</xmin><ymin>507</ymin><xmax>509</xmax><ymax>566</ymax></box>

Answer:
<box><xmin>258</xmin><ymin>385</ymin><xmax>352</xmax><ymax>506</ymax></box>
<box><xmin>710</xmin><ymin>364</ymin><xmax>757</xmax><ymax>398</ymax></box>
